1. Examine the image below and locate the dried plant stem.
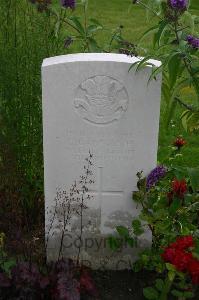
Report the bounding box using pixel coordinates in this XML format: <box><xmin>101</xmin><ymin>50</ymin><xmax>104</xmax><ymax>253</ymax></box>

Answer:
<box><xmin>58</xmin><ymin>200</ymin><xmax>71</xmax><ymax>261</ymax></box>
<box><xmin>45</xmin><ymin>153</ymin><xmax>94</xmax><ymax>264</ymax></box>
<box><xmin>76</xmin><ymin>152</ymin><xmax>93</xmax><ymax>266</ymax></box>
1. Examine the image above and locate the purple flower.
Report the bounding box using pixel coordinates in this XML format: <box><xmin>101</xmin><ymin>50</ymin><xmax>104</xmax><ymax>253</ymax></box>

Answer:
<box><xmin>146</xmin><ymin>166</ymin><xmax>167</xmax><ymax>190</ymax></box>
<box><xmin>169</xmin><ymin>0</ymin><xmax>188</xmax><ymax>10</ymax></box>
<box><xmin>187</xmin><ymin>35</ymin><xmax>199</xmax><ymax>49</ymax></box>
<box><xmin>61</xmin><ymin>0</ymin><xmax>76</xmax><ymax>9</ymax></box>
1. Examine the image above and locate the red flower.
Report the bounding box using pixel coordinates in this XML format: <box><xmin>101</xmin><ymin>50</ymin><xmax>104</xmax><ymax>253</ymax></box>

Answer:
<box><xmin>172</xmin><ymin>178</ymin><xmax>187</xmax><ymax>198</ymax></box>
<box><xmin>173</xmin><ymin>137</ymin><xmax>186</xmax><ymax>149</ymax></box>
<box><xmin>170</xmin><ymin>236</ymin><xmax>194</xmax><ymax>250</ymax></box>
<box><xmin>161</xmin><ymin>247</ymin><xmax>176</xmax><ymax>263</ymax></box>
<box><xmin>161</xmin><ymin>246</ymin><xmax>193</xmax><ymax>272</ymax></box>
<box><xmin>172</xmin><ymin>251</ymin><xmax>193</xmax><ymax>272</ymax></box>
<box><xmin>175</xmin><ymin>236</ymin><xmax>194</xmax><ymax>250</ymax></box>
<box><xmin>188</xmin><ymin>259</ymin><xmax>199</xmax><ymax>285</ymax></box>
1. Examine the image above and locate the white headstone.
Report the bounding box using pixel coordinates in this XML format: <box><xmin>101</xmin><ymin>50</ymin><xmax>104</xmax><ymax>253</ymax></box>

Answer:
<box><xmin>42</xmin><ymin>53</ymin><xmax>162</xmax><ymax>269</ymax></box>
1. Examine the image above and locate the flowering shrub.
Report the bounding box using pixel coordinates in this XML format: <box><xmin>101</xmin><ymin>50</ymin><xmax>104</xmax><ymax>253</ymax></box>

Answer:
<box><xmin>110</xmin><ymin>137</ymin><xmax>199</xmax><ymax>299</ymax></box>
<box><xmin>29</xmin><ymin>0</ymin><xmax>122</xmax><ymax>53</ymax></box>
<box><xmin>132</xmin><ymin>0</ymin><xmax>199</xmax><ymax>133</ymax></box>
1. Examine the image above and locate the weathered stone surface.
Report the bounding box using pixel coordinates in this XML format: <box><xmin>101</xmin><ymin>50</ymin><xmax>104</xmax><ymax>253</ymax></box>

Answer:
<box><xmin>42</xmin><ymin>53</ymin><xmax>162</xmax><ymax>269</ymax></box>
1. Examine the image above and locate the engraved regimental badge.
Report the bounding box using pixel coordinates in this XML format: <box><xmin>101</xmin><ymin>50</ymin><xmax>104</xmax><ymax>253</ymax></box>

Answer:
<box><xmin>74</xmin><ymin>75</ymin><xmax>129</xmax><ymax>124</ymax></box>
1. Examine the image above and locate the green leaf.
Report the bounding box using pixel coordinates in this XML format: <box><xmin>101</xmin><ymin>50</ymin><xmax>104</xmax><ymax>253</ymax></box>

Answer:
<box><xmin>88</xmin><ymin>37</ymin><xmax>101</xmax><ymax>52</ymax></box>
<box><xmin>132</xmin><ymin>219</ymin><xmax>144</xmax><ymax>236</ymax></box>
<box><xmin>89</xmin><ymin>18</ymin><xmax>103</xmax><ymax>27</ymax></box>
<box><xmin>181</xmin><ymin>110</ymin><xmax>190</xmax><ymax>131</ymax></box>
<box><xmin>169</xmin><ymin>198</ymin><xmax>181</xmax><ymax>215</ymax></box>
<box><xmin>153</xmin><ymin>20</ymin><xmax>169</xmax><ymax>47</ymax></box>
<box><xmin>143</xmin><ymin>287</ymin><xmax>159</xmax><ymax>299</ymax></box>
<box><xmin>183</xmin><ymin>291</ymin><xmax>194</xmax><ymax>298</ymax></box>
<box><xmin>173</xmin><ymin>167</ymin><xmax>186</xmax><ymax>180</ymax></box>
<box><xmin>137</xmin><ymin>178</ymin><xmax>147</xmax><ymax>190</ymax></box>
<box><xmin>116</xmin><ymin>226</ymin><xmax>129</xmax><ymax>237</ymax></box>
<box><xmin>87</xmin><ymin>24</ymin><xmax>103</xmax><ymax>36</ymax></box>
<box><xmin>166</xmin><ymin>263</ymin><xmax>176</xmax><ymax>272</ymax></box>
<box><xmin>126</xmin><ymin>237</ymin><xmax>135</xmax><ymax>247</ymax></box>
<box><xmin>128</xmin><ymin>61</ymin><xmax>139</xmax><ymax>73</ymax></box>
<box><xmin>155</xmin><ymin>279</ymin><xmax>164</xmax><ymax>291</ymax></box>
<box><xmin>148</xmin><ymin>65</ymin><xmax>162</xmax><ymax>84</ymax></box>
<box><xmin>132</xmin><ymin>219</ymin><xmax>141</xmax><ymax>227</ymax></box>
<box><xmin>139</xmin><ymin>24</ymin><xmax>159</xmax><ymax>43</ymax></box>
<box><xmin>168</xmin><ymin>270</ymin><xmax>175</xmax><ymax>281</ymax></box>
<box><xmin>171</xmin><ymin>288</ymin><xmax>193</xmax><ymax>298</ymax></box>
<box><xmin>136</xmin><ymin>56</ymin><xmax>155</xmax><ymax>73</ymax></box>
<box><xmin>2</xmin><ymin>259</ymin><xmax>16</xmax><ymax>273</ymax></box>
<box><xmin>68</xmin><ymin>16</ymin><xmax>85</xmax><ymax>35</ymax></box>
<box><xmin>187</xmin><ymin>111</ymin><xmax>199</xmax><ymax>133</ymax></box>
<box><xmin>168</xmin><ymin>53</ymin><xmax>181</xmax><ymax>89</ymax></box>
<box><xmin>132</xmin><ymin>191</ymin><xmax>142</xmax><ymax>203</ymax></box>
<box><xmin>108</xmin><ymin>236</ymin><xmax>122</xmax><ymax>251</ymax></box>
<box><xmin>171</xmin><ymin>289</ymin><xmax>184</xmax><ymax>297</ymax></box>
<box><xmin>181</xmin><ymin>11</ymin><xmax>195</xmax><ymax>34</ymax></box>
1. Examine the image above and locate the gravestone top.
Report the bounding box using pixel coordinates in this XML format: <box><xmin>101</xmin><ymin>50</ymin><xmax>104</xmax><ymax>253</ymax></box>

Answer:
<box><xmin>42</xmin><ymin>53</ymin><xmax>162</xmax><ymax>269</ymax></box>
<box><xmin>42</xmin><ymin>53</ymin><xmax>161</xmax><ymax>68</ymax></box>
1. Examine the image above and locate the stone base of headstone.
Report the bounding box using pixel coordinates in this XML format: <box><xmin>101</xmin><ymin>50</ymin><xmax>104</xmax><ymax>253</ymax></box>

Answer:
<box><xmin>46</xmin><ymin>231</ymin><xmax>151</xmax><ymax>270</ymax></box>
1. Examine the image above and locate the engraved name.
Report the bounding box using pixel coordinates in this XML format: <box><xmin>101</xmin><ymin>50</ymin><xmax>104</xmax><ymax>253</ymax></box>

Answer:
<box><xmin>56</xmin><ymin>129</ymin><xmax>135</xmax><ymax>162</ymax></box>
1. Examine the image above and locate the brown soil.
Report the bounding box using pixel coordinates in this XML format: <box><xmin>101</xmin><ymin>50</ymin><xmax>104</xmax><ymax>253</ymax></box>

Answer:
<box><xmin>90</xmin><ymin>270</ymin><xmax>199</xmax><ymax>300</ymax></box>
<box><xmin>91</xmin><ymin>270</ymin><xmax>156</xmax><ymax>300</ymax></box>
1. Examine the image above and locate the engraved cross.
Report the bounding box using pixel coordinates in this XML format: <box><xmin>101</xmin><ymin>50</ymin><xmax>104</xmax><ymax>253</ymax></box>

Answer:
<box><xmin>78</xmin><ymin>166</ymin><xmax>124</xmax><ymax>232</ymax></box>
<box><xmin>89</xmin><ymin>167</ymin><xmax>124</xmax><ymax>203</ymax></box>
<box><xmin>88</xmin><ymin>167</ymin><xmax>124</xmax><ymax>232</ymax></box>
